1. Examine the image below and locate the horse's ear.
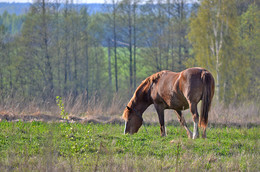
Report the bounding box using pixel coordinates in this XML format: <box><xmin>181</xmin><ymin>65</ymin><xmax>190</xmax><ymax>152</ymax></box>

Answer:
<box><xmin>126</xmin><ymin>106</ymin><xmax>131</xmax><ymax>111</ymax></box>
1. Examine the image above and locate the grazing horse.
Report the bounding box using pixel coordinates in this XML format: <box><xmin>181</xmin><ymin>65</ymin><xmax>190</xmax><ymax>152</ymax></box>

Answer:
<box><xmin>122</xmin><ymin>67</ymin><xmax>215</xmax><ymax>139</ymax></box>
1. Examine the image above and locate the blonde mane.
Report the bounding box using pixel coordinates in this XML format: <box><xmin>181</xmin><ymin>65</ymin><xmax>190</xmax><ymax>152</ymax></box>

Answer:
<box><xmin>139</xmin><ymin>70</ymin><xmax>169</xmax><ymax>91</ymax></box>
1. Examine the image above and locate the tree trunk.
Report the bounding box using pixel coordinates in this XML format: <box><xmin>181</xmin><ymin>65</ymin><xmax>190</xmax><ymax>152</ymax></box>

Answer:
<box><xmin>42</xmin><ymin>0</ymin><xmax>54</xmax><ymax>100</ymax></box>
<box><xmin>133</xmin><ymin>0</ymin><xmax>137</xmax><ymax>89</ymax></box>
<box><xmin>210</xmin><ymin>1</ymin><xmax>224</xmax><ymax>102</ymax></box>
<box><xmin>113</xmin><ymin>0</ymin><xmax>118</xmax><ymax>92</ymax></box>
<box><xmin>108</xmin><ymin>39</ymin><xmax>112</xmax><ymax>87</ymax></box>
<box><xmin>73</xmin><ymin>15</ymin><xmax>79</xmax><ymax>98</ymax></box>
<box><xmin>64</xmin><ymin>2</ymin><xmax>69</xmax><ymax>96</ymax></box>
<box><xmin>128</xmin><ymin>2</ymin><xmax>133</xmax><ymax>90</ymax></box>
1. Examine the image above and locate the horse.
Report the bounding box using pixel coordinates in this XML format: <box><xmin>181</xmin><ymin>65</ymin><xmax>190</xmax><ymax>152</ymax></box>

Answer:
<box><xmin>122</xmin><ymin>67</ymin><xmax>215</xmax><ymax>139</ymax></box>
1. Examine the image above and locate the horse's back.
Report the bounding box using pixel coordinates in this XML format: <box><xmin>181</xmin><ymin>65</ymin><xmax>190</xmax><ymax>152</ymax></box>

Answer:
<box><xmin>151</xmin><ymin>67</ymin><xmax>213</xmax><ymax>110</ymax></box>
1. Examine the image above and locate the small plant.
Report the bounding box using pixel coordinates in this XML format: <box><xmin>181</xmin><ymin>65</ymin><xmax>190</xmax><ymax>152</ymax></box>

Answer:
<box><xmin>56</xmin><ymin>96</ymin><xmax>69</xmax><ymax>120</ymax></box>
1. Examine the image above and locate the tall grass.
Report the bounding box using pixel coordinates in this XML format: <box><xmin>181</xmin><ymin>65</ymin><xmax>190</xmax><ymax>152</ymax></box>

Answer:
<box><xmin>210</xmin><ymin>102</ymin><xmax>260</xmax><ymax>125</ymax></box>
<box><xmin>0</xmin><ymin>92</ymin><xmax>126</xmax><ymax>116</ymax></box>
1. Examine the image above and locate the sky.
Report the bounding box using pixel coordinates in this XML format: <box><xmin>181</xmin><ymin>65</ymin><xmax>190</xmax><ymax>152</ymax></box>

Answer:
<box><xmin>0</xmin><ymin>0</ymin><xmax>106</xmax><ymax>3</ymax></box>
<box><xmin>0</xmin><ymin>0</ymin><xmax>197</xmax><ymax>4</ymax></box>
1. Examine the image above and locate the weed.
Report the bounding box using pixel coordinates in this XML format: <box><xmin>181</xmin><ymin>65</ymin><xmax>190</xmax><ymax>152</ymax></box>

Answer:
<box><xmin>56</xmin><ymin>96</ymin><xmax>69</xmax><ymax>120</ymax></box>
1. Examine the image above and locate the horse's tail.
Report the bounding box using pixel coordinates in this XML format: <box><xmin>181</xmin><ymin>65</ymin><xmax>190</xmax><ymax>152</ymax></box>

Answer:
<box><xmin>200</xmin><ymin>70</ymin><xmax>215</xmax><ymax>129</ymax></box>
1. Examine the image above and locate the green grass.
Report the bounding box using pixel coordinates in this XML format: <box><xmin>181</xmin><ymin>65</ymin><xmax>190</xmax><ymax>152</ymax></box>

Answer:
<box><xmin>0</xmin><ymin>121</ymin><xmax>259</xmax><ymax>171</ymax></box>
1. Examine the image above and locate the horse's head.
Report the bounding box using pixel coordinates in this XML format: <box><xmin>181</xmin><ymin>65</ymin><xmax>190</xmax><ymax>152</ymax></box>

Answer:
<box><xmin>122</xmin><ymin>106</ymin><xmax>143</xmax><ymax>134</ymax></box>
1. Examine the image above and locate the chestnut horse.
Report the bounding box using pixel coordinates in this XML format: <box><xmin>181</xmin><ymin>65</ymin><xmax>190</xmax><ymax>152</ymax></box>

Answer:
<box><xmin>122</xmin><ymin>67</ymin><xmax>215</xmax><ymax>139</ymax></box>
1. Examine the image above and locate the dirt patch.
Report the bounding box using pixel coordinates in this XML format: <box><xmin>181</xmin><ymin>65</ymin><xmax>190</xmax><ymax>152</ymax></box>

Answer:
<box><xmin>0</xmin><ymin>113</ymin><xmax>125</xmax><ymax>125</ymax></box>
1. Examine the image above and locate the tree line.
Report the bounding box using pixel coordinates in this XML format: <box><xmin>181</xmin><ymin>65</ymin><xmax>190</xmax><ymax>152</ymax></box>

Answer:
<box><xmin>0</xmin><ymin>0</ymin><xmax>259</xmax><ymax>108</ymax></box>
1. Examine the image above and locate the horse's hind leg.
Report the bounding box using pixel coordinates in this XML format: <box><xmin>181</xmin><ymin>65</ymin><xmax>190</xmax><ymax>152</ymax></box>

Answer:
<box><xmin>175</xmin><ymin>110</ymin><xmax>193</xmax><ymax>138</ymax></box>
<box><xmin>202</xmin><ymin>128</ymin><xmax>206</xmax><ymax>138</ymax></box>
<box><xmin>189</xmin><ymin>103</ymin><xmax>199</xmax><ymax>139</ymax></box>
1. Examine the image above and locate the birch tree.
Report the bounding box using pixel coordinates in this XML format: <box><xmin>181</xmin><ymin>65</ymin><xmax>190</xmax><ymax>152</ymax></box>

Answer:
<box><xmin>188</xmin><ymin>0</ymin><xmax>239</xmax><ymax>102</ymax></box>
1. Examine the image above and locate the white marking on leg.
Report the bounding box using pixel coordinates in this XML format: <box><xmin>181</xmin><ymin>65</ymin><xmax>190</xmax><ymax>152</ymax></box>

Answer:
<box><xmin>124</xmin><ymin>121</ymin><xmax>127</xmax><ymax>134</ymax></box>
<box><xmin>193</xmin><ymin>122</ymin><xmax>198</xmax><ymax>139</ymax></box>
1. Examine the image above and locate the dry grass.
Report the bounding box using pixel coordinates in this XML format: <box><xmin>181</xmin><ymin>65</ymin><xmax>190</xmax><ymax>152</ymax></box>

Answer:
<box><xmin>210</xmin><ymin>102</ymin><xmax>260</xmax><ymax>125</ymax></box>
<box><xmin>0</xmin><ymin>93</ymin><xmax>259</xmax><ymax>126</ymax></box>
<box><xmin>2</xmin><ymin>142</ymin><xmax>258</xmax><ymax>172</ymax></box>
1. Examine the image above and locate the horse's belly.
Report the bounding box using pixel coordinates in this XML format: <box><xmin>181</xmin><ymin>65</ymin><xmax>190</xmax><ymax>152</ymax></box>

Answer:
<box><xmin>168</xmin><ymin>96</ymin><xmax>189</xmax><ymax>111</ymax></box>
<box><xmin>157</xmin><ymin>92</ymin><xmax>189</xmax><ymax>110</ymax></box>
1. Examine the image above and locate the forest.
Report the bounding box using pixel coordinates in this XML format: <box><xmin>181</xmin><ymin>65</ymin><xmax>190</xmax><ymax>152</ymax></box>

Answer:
<box><xmin>0</xmin><ymin>0</ymin><xmax>259</xmax><ymax>113</ymax></box>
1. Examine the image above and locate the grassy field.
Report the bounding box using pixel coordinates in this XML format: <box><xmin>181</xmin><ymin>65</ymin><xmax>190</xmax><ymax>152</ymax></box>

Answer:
<box><xmin>0</xmin><ymin>121</ymin><xmax>259</xmax><ymax>171</ymax></box>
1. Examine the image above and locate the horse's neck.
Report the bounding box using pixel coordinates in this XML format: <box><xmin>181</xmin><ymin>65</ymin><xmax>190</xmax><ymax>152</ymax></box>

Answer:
<box><xmin>131</xmin><ymin>93</ymin><xmax>151</xmax><ymax>115</ymax></box>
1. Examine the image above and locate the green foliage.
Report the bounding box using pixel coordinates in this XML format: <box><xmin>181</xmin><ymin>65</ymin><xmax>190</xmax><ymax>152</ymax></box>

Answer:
<box><xmin>238</xmin><ymin>4</ymin><xmax>260</xmax><ymax>100</ymax></box>
<box><xmin>0</xmin><ymin>11</ymin><xmax>24</xmax><ymax>34</ymax></box>
<box><xmin>187</xmin><ymin>0</ymin><xmax>259</xmax><ymax>103</ymax></box>
<box><xmin>56</xmin><ymin>96</ymin><xmax>69</xmax><ymax>120</ymax></box>
<box><xmin>0</xmin><ymin>0</ymin><xmax>195</xmax><ymax>104</ymax></box>
<box><xmin>0</xmin><ymin>0</ymin><xmax>259</xmax><ymax>106</ymax></box>
<box><xmin>0</xmin><ymin>122</ymin><xmax>259</xmax><ymax>171</ymax></box>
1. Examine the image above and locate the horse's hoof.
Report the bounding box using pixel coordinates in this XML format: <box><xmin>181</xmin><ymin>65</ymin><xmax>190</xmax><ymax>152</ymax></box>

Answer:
<box><xmin>192</xmin><ymin>134</ymin><xmax>199</xmax><ymax>139</ymax></box>
<box><xmin>161</xmin><ymin>133</ymin><xmax>166</xmax><ymax>137</ymax></box>
<box><xmin>187</xmin><ymin>131</ymin><xmax>193</xmax><ymax>139</ymax></box>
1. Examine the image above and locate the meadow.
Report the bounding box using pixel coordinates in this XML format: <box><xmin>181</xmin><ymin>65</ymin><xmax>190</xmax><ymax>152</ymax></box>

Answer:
<box><xmin>0</xmin><ymin>121</ymin><xmax>259</xmax><ymax>171</ymax></box>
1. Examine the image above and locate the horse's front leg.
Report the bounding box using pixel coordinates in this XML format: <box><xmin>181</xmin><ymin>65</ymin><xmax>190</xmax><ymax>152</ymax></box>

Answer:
<box><xmin>154</xmin><ymin>104</ymin><xmax>166</xmax><ymax>136</ymax></box>
<box><xmin>175</xmin><ymin>110</ymin><xmax>193</xmax><ymax>138</ymax></box>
